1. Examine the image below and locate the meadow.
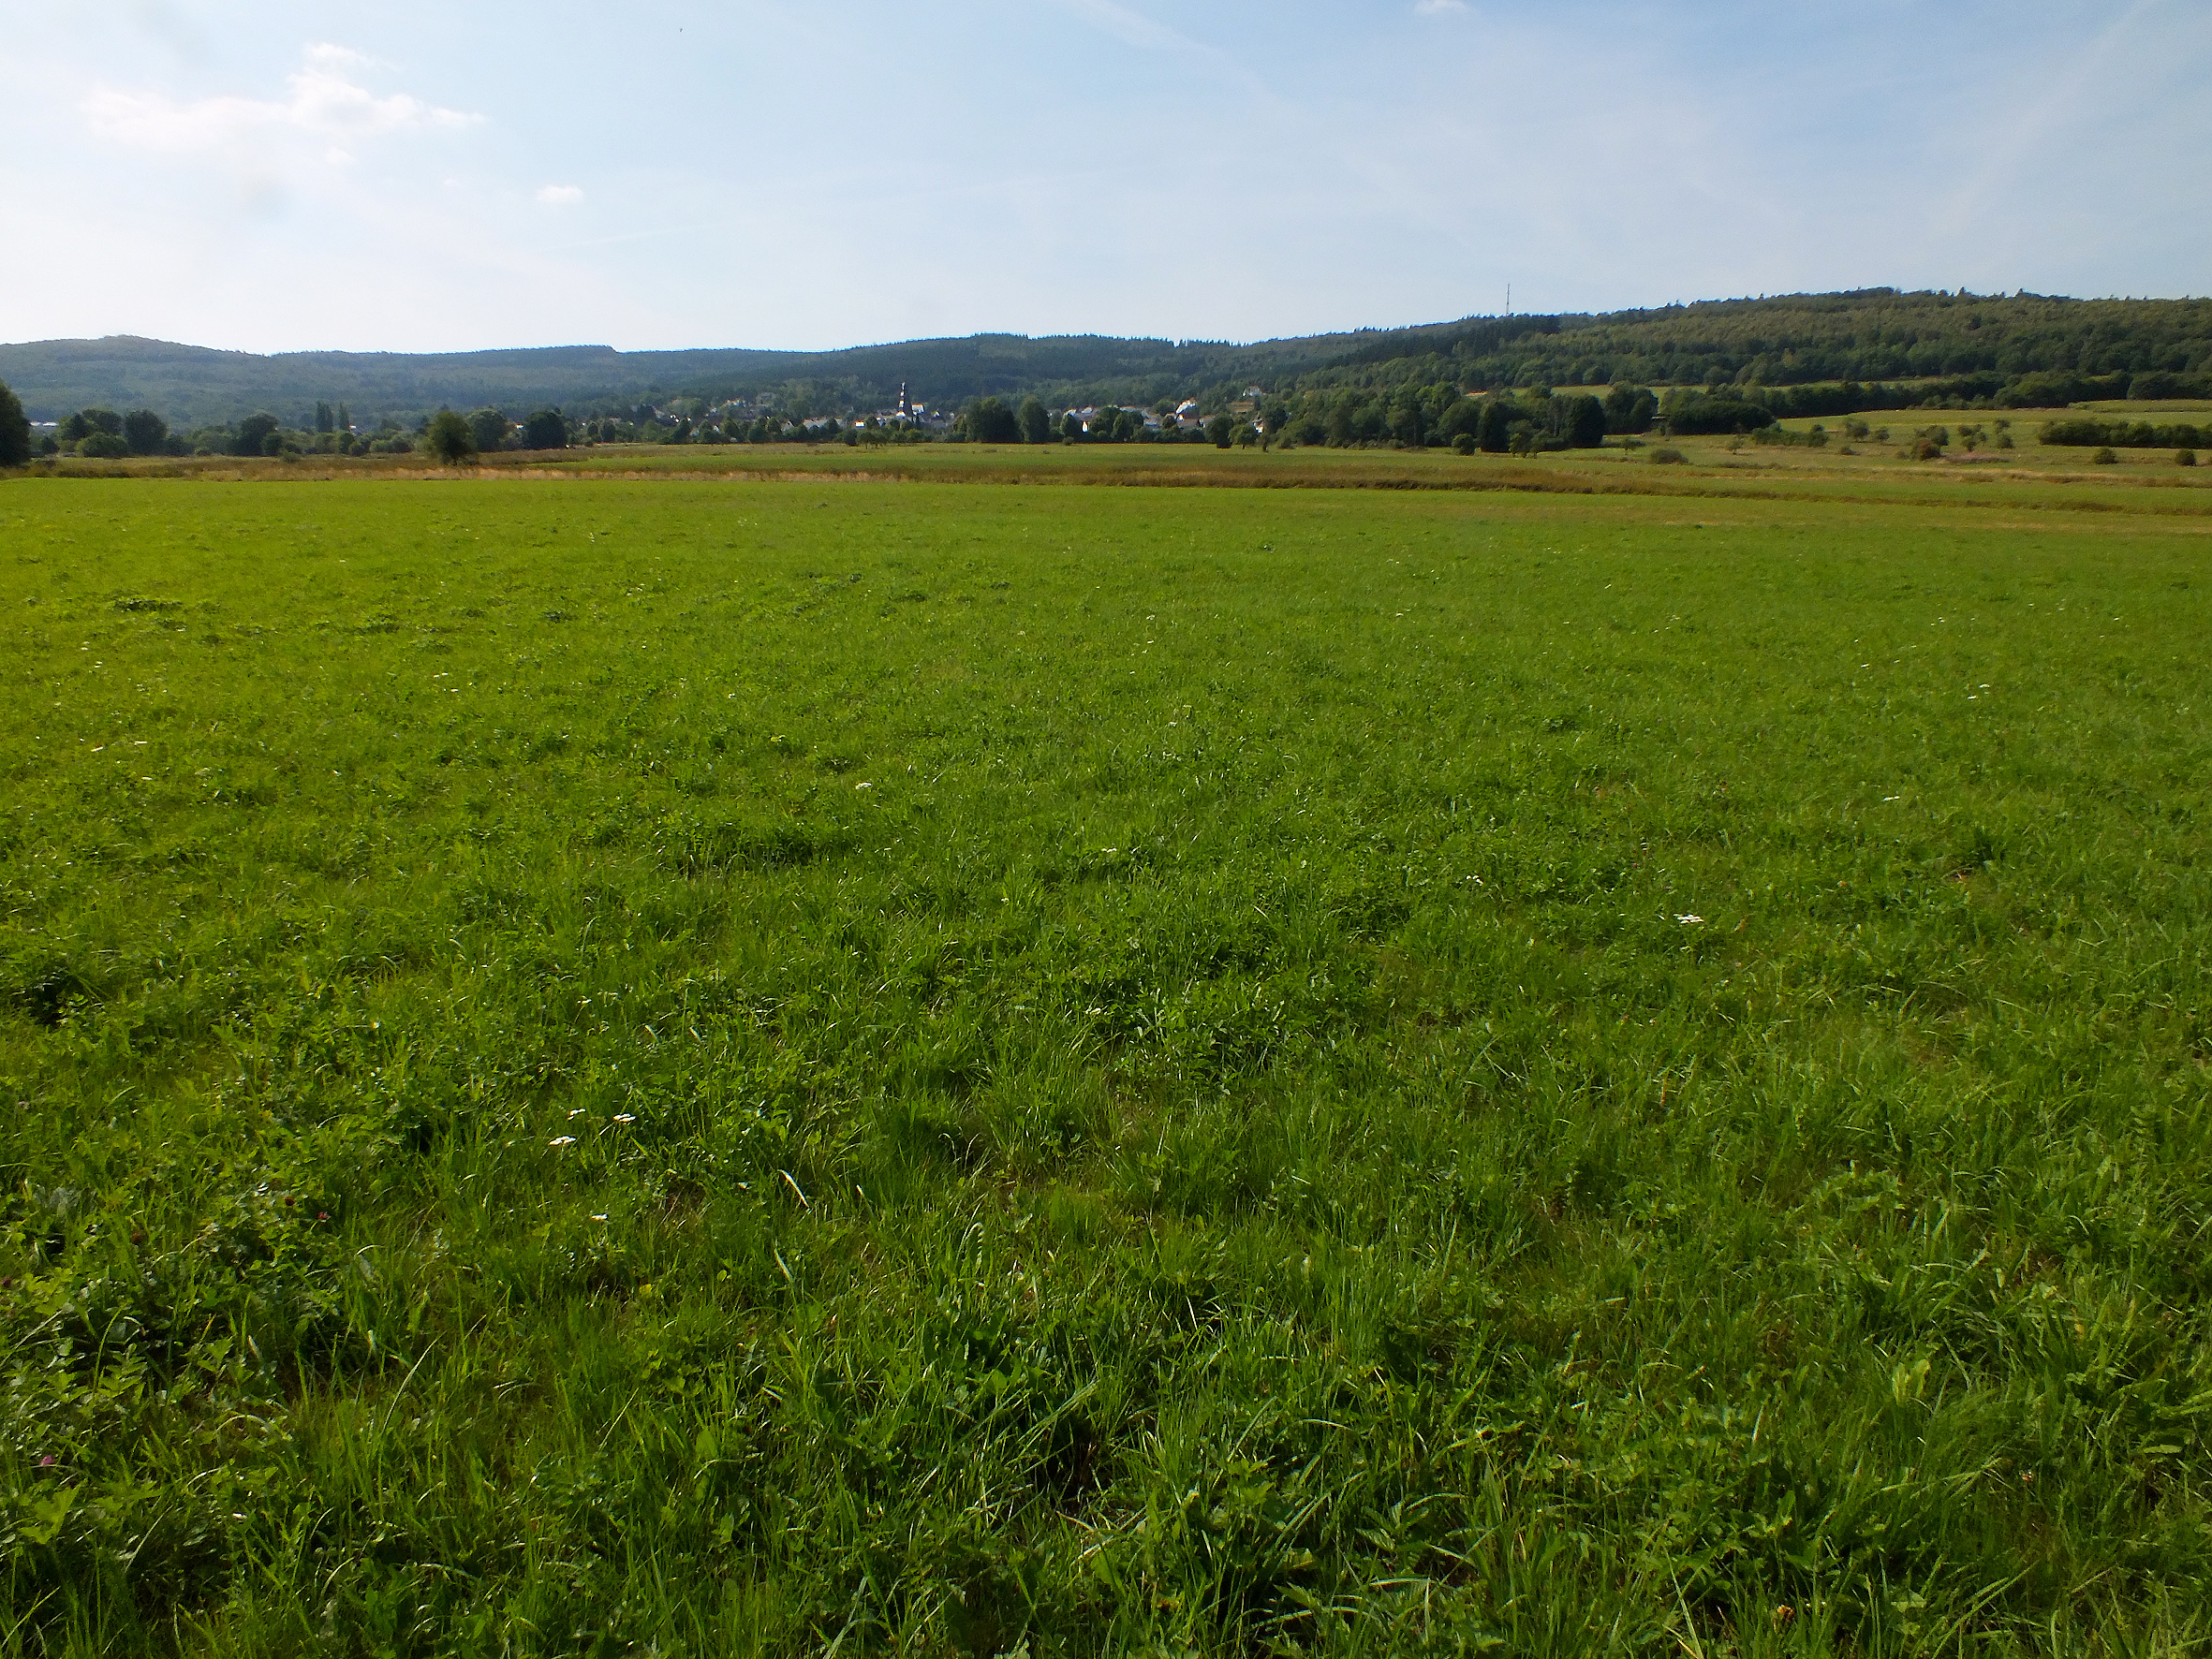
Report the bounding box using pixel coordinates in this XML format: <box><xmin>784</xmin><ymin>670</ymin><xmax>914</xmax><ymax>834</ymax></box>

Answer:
<box><xmin>2</xmin><ymin>467</ymin><xmax>2209</xmax><ymax>1655</ymax></box>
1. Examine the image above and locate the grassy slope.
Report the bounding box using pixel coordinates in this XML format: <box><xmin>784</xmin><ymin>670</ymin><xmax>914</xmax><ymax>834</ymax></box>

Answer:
<box><xmin>2</xmin><ymin>477</ymin><xmax>2208</xmax><ymax>1654</ymax></box>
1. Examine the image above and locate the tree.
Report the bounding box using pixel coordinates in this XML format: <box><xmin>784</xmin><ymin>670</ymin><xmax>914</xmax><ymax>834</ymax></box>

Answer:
<box><xmin>0</xmin><ymin>377</ymin><xmax>30</xmax><ymax>466</ymax></box>
<box><xmin>1436</xmin><ymin>398</ymin><xmax>1482</xmax><ymax>447</ymax></box>
<box><xmin>81</xmin><ymin>433</ymin><xmax>130</xmax><ymax>460</ymax></box>
<box><xmin>1017</xmin><ymin>396</ymin><xmax>1051</xmax><ymax>445</ymax></box>
<box><xmin>122</xmin><ymin>409</ymin><xmax>168</xmax><ymax>456</ymax></box>
<box><xmin>1205</xmin><ymin>414</ymin><xmax>1234</xmax><ymax>448</ymax></box>
<box><xmin>315</xmin><ymin>401</ymin><xmax>335</xmax><ymax>434</ymax></box>
<box><xmin>1475</xmin><ymin>398</ymin><xmax>1516</xmax><ymax>453</ymax></box>
<box><xmin>522</xmin><ymin>408</ymin><xmax>569</xmax><ymax>450</ymax></box>
<box><xmin>81</xmin><ymin>408</ymin><xmax>124</xmax><ymax>437</ymax></box>
<box><xmin>232</xmin><ymin>413</ymin><xmax>280</xmax><ymax>457</ymax></box>
<box><xmin>1603</xmin><ymin>384</ymin><xmax>1658</xmax><ymax>434</ymax></box>
<box><xmin>425</xmin><ymin>409</ymin><xmax>477</xmax><ymax>466</ymax></box>
<box><xmin>965</xmin><ymin>397</ymin><xmax>1020</xmax><ymax>445</ymax></box>
<box><xmin>468</xmin><ymin>408</ymin><xmax>512</xmax><ymax>453</ymax></box>
<box><xmin>1556</xmin><ymin>393</ymin><xmax>1607</xmax><ymax>448</ymax></box>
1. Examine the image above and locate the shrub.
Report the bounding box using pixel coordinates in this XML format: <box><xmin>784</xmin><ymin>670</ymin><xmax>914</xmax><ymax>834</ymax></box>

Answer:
<box><xmin>2091</xmin><ymin>447</ymin><xmax>2118</xmax><ymax>464</ymax></box>
<box><xmin>1452</xmin><ymin>433</ymin><xmax>1476</xmax><ymax>455</ymax></box>
<box><xmin>2180</xmin><ymin>449</ymin><xmax>2199</xmax><ymax>467</ymax></box>
<box><xmin>1648</xmin><ymin>447</ymin><xmax>1686</xmax><ymax>464</ymax></box>
<box><xmin>79</xmin><ymin>432</ymin><xmax>129</xmax><ymax>460</ymax></box>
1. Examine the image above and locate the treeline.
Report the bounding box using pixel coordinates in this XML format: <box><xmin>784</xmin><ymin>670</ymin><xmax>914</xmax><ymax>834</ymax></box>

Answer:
<box><xmin>942</xmin><ymin>386</ymin><xmax>1657</xmax><ymax>453</ymax></box>
<box><xmin>22</xmin><ymin>400</ymin><xmax>582</xmax><ymax>461</ymax></box>
<box><xmin>2040</xmin><ymin>418</ymin><xmax>2206</xmax><ymax>449</ymax></box>
<box><xmin>1309</xmin><ymin>292</ymin><xmax>2212</xmax><ymax>403</ymax></box>
<box><xmin>8</xmin><ymin>291</ymin><xmax>2209</xmax><ymax>430</ymax></box>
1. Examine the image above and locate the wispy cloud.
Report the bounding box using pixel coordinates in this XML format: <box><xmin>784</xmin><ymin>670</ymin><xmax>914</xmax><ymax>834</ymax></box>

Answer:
<box><xmin>83</xmin><ymin>44</ymin><xmax>481</xmax><ymax>154</ymax></box>
<box><xmin>1054</xmin><ymin>0</ymin><xmax>1202</xmax><ymax>54</ymax></box>
<box><xmin>1414</xmin><ymin>0</ymin><xmax>1469</xmax><ymax>13</ymax></box>
<box><xmin>536</xmin><ymin>184</ymin><xmax>583</xmax><ymax>207</ymax></box>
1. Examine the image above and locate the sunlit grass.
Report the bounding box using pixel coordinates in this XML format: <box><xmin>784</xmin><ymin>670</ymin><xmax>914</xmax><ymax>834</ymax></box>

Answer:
<box><xmin>3</xmin><ymin>477</ymin><xmax>2208</xmax><ymax>1654</ymax></box>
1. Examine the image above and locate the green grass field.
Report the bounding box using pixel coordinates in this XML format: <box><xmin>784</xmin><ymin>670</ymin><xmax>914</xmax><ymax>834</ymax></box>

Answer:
<box><xmin>3</xmin><ymin>471</ymin><xmax>2209</xmax><ymax>1655</ymax></box>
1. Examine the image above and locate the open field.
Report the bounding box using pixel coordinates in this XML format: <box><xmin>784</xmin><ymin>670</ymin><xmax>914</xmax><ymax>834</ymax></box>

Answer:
<box><xmin>4</xmin><ymin>473</ymin><xmax>2210</xmax><ymax>1654</ymax></box>
<box><xmin>25</xmin><ymin>433</ymin><xmax>2212</xmax><ymax>505</ymax></box>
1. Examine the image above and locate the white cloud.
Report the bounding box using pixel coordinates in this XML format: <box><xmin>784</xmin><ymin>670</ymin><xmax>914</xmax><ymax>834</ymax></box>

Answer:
<box><xmin>83</xmin><ymin>46</ymin><xmax>480</xmax><ymax>154</ymax></box>
<box><xmin>302</xmin><ymin>43</ymin><xmax>380</xmax><ymax>72</ymax></box>
<box><xmin>1414</xmin><ymin>0</ymin><xmax>1469</xmax><ymax>13</ymax></box>
<box><xmin>536</xmin><ymin>184</ymin><xmax>583</xmax><ymax>207</ymax></box>
<box><xmin>1054</xmin><ymin>0</ymin><xmax>1202</xmax><ymax>54</ymax></box>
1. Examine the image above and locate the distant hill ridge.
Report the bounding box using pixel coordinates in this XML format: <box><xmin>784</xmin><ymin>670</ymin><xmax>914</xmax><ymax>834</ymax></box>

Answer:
<box><xmin>5</xmin><ymin>288</ymin><xmax>2208</xmax><ymax>427</ymax></box>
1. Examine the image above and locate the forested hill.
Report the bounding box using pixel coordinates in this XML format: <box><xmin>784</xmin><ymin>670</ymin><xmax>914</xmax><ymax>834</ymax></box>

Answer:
<box><xmin>5</xmin><ymin>288</ymin><xmax>2209</xmax><ymax>427</ymax></box>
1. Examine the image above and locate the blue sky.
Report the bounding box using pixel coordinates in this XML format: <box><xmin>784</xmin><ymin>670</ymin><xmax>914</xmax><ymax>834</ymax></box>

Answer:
<box><xmin>3</xmin><ymin>1</ymin><xmax>2206</xmax><ymax>354</ymax></box>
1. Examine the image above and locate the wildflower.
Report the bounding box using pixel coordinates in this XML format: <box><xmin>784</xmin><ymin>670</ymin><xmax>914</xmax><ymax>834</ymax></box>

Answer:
<box><xmin>612</xmin><ymin>1113</ymin><xmax>635</xmax><ymax>1123</ymax></box>
<box><xmin>549</xmin><ymin>1136</ymin><xmax>577</xmax><ymax>1148</ymax></box>
<box><xmin>1676</xmin><ymin>914</ymin><xmax>1703</xmax><ymax>925</ymax></box>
